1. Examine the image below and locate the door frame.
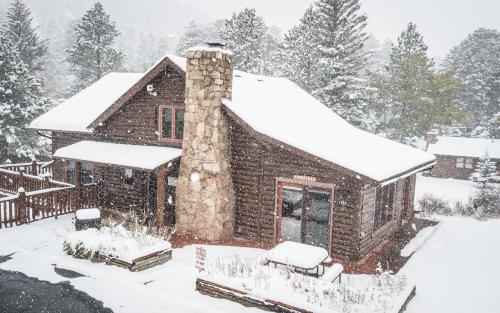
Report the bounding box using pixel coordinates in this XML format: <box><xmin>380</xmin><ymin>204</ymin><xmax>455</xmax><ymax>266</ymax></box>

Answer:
<box><xmin>274</xmin><ymin>177</ymin><xmax>335</xmax><ymax>253</ymax></box>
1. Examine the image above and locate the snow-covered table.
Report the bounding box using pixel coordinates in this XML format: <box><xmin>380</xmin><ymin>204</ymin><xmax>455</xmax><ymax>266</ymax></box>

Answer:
<box><xmin>264</xmin><ymin>241</ymin><xmax>330</xmax><ymax>277</ymax></box>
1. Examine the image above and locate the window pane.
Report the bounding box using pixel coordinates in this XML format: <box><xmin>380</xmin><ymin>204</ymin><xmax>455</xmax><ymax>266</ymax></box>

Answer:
<box><xmin>281</xmin><ymin>188</ymin><xmax>303</xmax><ymax>243</ymax></box>
<box><xmin>305</xmin><ymin>190</ymin><xmax>331</xmax><ymax>249</ymax></box>
<box><xmin>465</xmin><ymin>158</ymin><xmax>474</xmax><ymax>169</ymax></box>
<box><xmin>162</xmin><ymin>108</ymin><xmax>172</xmax><ymax>138</ymax></box>
<box><xmin>175</xmin><ymin>109</ymin><xmax>185</xmax><ymax>140</ymax></box>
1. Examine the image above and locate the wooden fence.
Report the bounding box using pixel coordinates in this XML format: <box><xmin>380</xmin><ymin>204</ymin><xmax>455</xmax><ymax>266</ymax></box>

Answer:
<box><xmin>0</xmin><ymin>160</ymin><xmax>53</xmax><ymax>177</ymax></box>
<box><xmin>0</xmin><ymin>168</ymin><xmax>71</xmax><ymax>195</ymax></box>
<box><xmin>0</xmin><ymin>184</ymin><xmax>99</xmax><ymax>229</ymax></box>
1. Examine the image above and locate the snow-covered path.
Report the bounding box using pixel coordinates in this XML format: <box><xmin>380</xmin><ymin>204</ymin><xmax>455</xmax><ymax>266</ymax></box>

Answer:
<box><xmin>1</xmin><ymin>214</ymin><xmax>500</xmax><ymax>312</ymax></box>
<box><xmin>401</xmin><ymin>216</ymin><xmax>500</xmax><ymax>313</ymax></box>
<box><xmin>0</xmin><ymin>215</ymin><xmax>263</xmax><ymax>313</ymax></box>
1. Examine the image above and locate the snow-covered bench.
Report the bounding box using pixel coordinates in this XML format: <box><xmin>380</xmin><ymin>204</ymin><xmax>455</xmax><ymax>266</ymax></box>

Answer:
<box><xmin>320</xmin><ymin>263</ymin><xmax>344</xmax><ymax>283</ymax></box>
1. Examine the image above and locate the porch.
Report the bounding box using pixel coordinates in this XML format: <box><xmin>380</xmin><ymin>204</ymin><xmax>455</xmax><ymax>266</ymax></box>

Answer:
<box><xmin>0</xmin><ymin>166</ymin><xmax>97</xmax><ymax>228</ymax></box>
<box><xmin>52</xmin><ymin>141</ymin><xmax>182</xmax><ymax>227</ymax></box>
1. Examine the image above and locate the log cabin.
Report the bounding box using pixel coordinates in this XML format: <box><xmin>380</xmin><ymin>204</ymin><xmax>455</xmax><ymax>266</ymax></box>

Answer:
<box><xmin>426</xmin><ymin>132</ymin><xmax>500</xmax><ymax>180</ymax></box>
<box><xmin>30</xmin><ymin>45</ymin><xmax>436</xmax><ymax>263</ymax></box>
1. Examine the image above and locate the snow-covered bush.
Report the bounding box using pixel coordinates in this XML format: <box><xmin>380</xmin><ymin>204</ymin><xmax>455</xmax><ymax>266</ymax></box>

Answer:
<box><xmin>64</xmin><ymin>224</ymin><xmax>172</xmax><ymax>263</ymax></box>
<box><xmin>418</xmin><ymin>193</ymin><xmax>453</xmax><ymax>215</ymax></box>
<box><xmin>201</xmin><ymin>255</ymin><xmax>410</xmax><ymax>313</ymax></box>
<box><xmin>469</xmin><ymin>154</ymin><xmax>500</xmax><ymax>188</ymax></box>
<box><xmin>469</xmin><ymin>186</ymin><xmax>500</xmax><ymax>215</ymax></box>
<box><xmin>419</xmin><ymin>189</ymin><xmax>500</xmax><ymax>218</ymax></box>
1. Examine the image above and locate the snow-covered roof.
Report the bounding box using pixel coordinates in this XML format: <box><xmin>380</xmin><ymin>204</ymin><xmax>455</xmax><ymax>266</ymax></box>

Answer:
<box><xmin>427</xmin><ymin>136</ymin><xmax>500</xmax><ymax>159</ymax></box>
<box><xmin>224</xmin><ymin>71</ymin><xmax>436</xmax><ymax>182</ymax></box>
<box><xmin>53</xmin><ymin>141</ymin><xmax>182</xmax><ymax>170</ymax></box>
<box><xmin>30</xmin><ymin>73</ymin><xmax>144</xmax><ymax>133</ymax></box>
<box><xmin>32</xmin><ymin>53</ymin><xmax>435</xmax><ymax>181</ymax></box>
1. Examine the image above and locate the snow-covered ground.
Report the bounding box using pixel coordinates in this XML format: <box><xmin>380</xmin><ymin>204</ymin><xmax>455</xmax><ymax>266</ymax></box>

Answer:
<box><xmin>415</xmin><ymin>174</ymin><xmax>478</xmax><ymax>205</ymax></box>
<box><xmin>401</xmin><ymin>216</ymin><xmax>500</xmax><ymax>313</ymax></box>
<box><xmin>1</xmin><ymin>175</ymin><xmax>499</xmax><ymax>312</ymax></box>
<box><xmin>1</xmin><ymin>214</ymin><xmax>499</xmax><ymax>312</ymax></box>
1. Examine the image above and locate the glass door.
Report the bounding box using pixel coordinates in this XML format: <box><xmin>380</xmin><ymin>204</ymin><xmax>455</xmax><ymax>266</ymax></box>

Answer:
<box><xmin>277</xmin><ymin>182</ymin><xmax>332</xmax><ymax>250</ymax></box>
<box><xmin>304</xmin><ymin>188</ymin><xmax>331</xmax><ymax>249</ymax></box>
<box><xmin>280</xmin><ymin>186</ymin><xmax>303</xmax><ymax>243</ymax></box>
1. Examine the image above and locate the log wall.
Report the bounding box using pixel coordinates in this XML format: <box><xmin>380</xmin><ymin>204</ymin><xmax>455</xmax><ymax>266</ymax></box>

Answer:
<box><xmin>430</xmin><ymin>155</ymin><xmax>500</xmax><ymax>180</ymax></box>
<box><xmin>228</xmin><ymin>119</ymin><xmax>364</xmax><ymax>261</ymax></box>
<box><xmin>358</xmin><ymin>175</ymin><xmax>415</xmax><ymax>257</ymax></box>
<box><xmin>50</xmin><ymin>66</ymin><xmax>185</xmax><ymax>220</ymax></box>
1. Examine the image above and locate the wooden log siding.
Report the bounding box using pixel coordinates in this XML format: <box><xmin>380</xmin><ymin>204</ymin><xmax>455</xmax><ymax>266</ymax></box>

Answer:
<box><xmin>358</xmin><ymin>176</ymin><xmax>411</xmax><ymax>257</ymax></box>
<box><xmin>228</xmin><ymin>120</ymin><xmax>363</xmax><ymax>261</ymax></box>
<box><xmin>96</xmin><ymin>67</ymin><xmax>185</xmax><ymax>148</ymax></box>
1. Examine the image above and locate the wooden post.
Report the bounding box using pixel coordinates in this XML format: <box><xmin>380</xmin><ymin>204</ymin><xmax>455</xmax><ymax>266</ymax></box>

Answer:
<box><xmin>75</xmin><ymin>161</ymin><xmax>82</xmax><ymax>210</ymax></box>
<box><xmin>19</xmin><ymin>170</ymin><xmax>25</xmax><ymax>192</ymax></box>
<box><xmin>17</xmin><ymin>187</ymin><xmax>27</xmax><ymax>225</ymax></box>
<box><xmin>31</xmin><ymin>160</ymin><xmax>37</xmax><ymax>176</ymax></box>
<box><xmin>156</xmin><ymin>165</ymin><xmax>166</xmax><ymax>228</ymax></box>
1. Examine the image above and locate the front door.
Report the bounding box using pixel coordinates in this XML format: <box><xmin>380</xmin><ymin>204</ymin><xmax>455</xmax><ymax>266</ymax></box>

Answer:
<box><xmin>277</xmin><ymin>181</ymin><xmax>332</xmax><ymax>250</ymax></box>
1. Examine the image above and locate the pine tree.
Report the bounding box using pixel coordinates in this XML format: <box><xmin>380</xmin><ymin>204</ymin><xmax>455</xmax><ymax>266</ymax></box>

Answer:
<box><xmin>66</xmin><ymin>2</ymin><xmax>124</xmax><ymax>92</ymax></box>
<box><xmin>0</xmin><ymin>35</ymin><xmax>51</xmax><ymax>161</ymax></box>
<box><xmin>444</xmin><ymin>28</ymin><xmax>500</xmax><ymax>132</ymax></box>
<box><xmin>276</xmin><ymin>6</ymin><xmax>322</xmax><ymax>93</ymax></box>
<box><xmin>176</xmin><ymin>21</ymin><xmax>208</xmax><ymax>57</ymax></box>
<box><xmin>390</xmin><ymin>22</ymin><xmax>429</xmax><ymax>67</ymax></box>
<box><xmin>370</xmin><ymin>23</ymin><xmax>464</xmax><ymax>141</ymax></box>
<box><xmin>1</xmin><ymin>0</ymin><xmax>48</xmax><ymax>73</ymax></box>
<box><xmin>470</xmin><ymin>153</ymin><xmax>500</xmax><ymax>188</ymax></box>
<box><xmin>312</xmin><ymin>0</ymin><xmax>371</xmax><ymax>128</ymax></box>
<box><xmin>220</xmin><ymin>8</ymin><xmax>267</xmax><ymax>74</ymax></box>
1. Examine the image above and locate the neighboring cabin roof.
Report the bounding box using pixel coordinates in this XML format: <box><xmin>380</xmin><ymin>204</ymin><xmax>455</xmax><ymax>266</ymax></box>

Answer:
<box><xmin>30</xmin><ymin>73</ymin><xmax>144</xmax><ymax>133</ymax></box>
<box><xmin>223</xmin><ymin>71</ymin><xmax>435</xmax><ymax>182</ymax></box>
<box><xmin>53</xmin><ymin>141</ymin><xmax>182</xmax><ymax>171</ymax></box>
<box><xmin>31</xmin><ymin>53</ymin><xmax>435</xmax><ymax>182</ymax></box>
<box><xmin>427</xmin><ymin>136</ymin><xmax>500</xmax><ymax>159</ymax></box>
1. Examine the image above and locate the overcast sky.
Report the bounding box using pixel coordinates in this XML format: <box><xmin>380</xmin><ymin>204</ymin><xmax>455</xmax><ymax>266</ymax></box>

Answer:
<box><xmin>189</xmin><ymin>0</ymin><xmax>500</xmax><ymax>59</ymax></box>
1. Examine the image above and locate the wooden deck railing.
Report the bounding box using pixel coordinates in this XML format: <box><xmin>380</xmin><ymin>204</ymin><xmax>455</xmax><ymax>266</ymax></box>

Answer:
<box><xmin>0</xmin><ymin>168</ymin><xmax>71</xmax><ymax>195</ymax></box>
<box><xmin>0</xmin><ymin>160</ymin><xmax>54</xmax><ymax>177</ymax></box>
<box><xmin>0</xmin><ymin>184</ymin><xmax>99</xmax><ymax>229</ymax></box>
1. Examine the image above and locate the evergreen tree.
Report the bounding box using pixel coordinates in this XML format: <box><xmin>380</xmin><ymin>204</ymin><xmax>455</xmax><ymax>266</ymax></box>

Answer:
<box><xmin>313</xmin><ymin>0</ymin><xmax>371</xmax><ymax>128</ymax></box>
<box><xmin>66</xmin><ymin>2</ymin><xmax>124</xmax><ymax>92</ymax></box>
<box><xmin>390</xmin><ymin>22</ymin><xmax>429</xmax><ymax>67</ymax></box>
<box><xmin>0</xmin><ymin>35</ymin><xmax>51</xmax><ymax>161</ymax></box>
<box><xmin>220</xmin><ymin>8</ymin><xmax>267</xmax><ymax>74</ymax></box>
<box><xmin>276</xmin><ymin>6</ymin><xmax>322</xmax><ymax>93</ymax></box>
<box><xmin>470</xmin><ymin>153</ymin><xmax>500</xmax><ymax>188</ymax></box>
<box><xmin>444</xmin><ymin>28</ymin><xmax>500</xmax><ymax>133</ymax></box>
<box><xmin>369</xmin><ymin>23</ymin><xmax>464</xmax><ymax>141</ymax></box>
<box><xmin>176</xmin><ymin>21</ymin><xmax>207</xmax><ymax>57</ymax></box>
<box><xmin>1</xmin><ymin>0</ymin><xmax>48</xmax><ymax>73</ymax></box>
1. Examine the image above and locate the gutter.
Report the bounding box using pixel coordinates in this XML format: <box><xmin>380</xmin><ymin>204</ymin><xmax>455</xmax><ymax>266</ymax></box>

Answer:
<box><xmin>378</xmin><ymin>161</ymin><xmax>436</xmax><ymax>187</ymax></box>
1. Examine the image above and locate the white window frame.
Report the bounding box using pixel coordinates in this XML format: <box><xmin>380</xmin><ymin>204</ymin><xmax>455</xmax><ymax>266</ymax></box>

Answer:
<box><xmin>456</xmin><ymin>157</ymin><xmax>465</xmax><ymax>168</ymax></box>
<box><xmin>465</xmin><ymin>157</ymin><xmax>474</xmax><ymax>169</ymax></box>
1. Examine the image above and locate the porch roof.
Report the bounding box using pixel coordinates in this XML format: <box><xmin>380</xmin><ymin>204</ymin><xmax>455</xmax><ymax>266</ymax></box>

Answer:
<box><xmin>53</xmin><ymin>141</ymin><xmax>182</xmax><ymax>171</ymax></box>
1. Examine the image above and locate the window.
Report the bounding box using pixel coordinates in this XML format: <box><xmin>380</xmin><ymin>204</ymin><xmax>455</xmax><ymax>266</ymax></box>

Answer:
<box><xmin>456</xmin><ymin>157</ymin><xmax>465</xmax><ymax>168</ymax></box>
<box><xmin>124</xmin><ymin>168</ymin><xmax>134</xmax><ymax>185</ymax></box>
<box><xmin>81</xmin><ymin>162</ymin><xmax>94</xmax><ymax>185</ymax></box>
<box><xmin>465</xmin><ymin>157</ymin><xmax>474</xmax><ymax>169</ymax></box>
<box><xmin>159</xmin><ymin>105</ymin><xmax>185</xmax><ymax>141</ymax></box>
<box><xmin>373</xmin><ymin>183</ymin><xmax>396</xmax><ymax>231</ymax></box>
<box><xmin>66</xmin><ymin>160</ymin><xmax>76</xmax><ymax>184</ymax></box>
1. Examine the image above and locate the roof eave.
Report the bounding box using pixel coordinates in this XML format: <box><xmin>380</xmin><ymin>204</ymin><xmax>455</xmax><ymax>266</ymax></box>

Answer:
<box><xmin>88</xmin><ymin>56</ymin><xmax>186</xmax><ymax>129</ymax></box>
<box><xmin>221</xmin><ymin>103</ymin><xmax>379</xmax><ymax>185</ymax></box>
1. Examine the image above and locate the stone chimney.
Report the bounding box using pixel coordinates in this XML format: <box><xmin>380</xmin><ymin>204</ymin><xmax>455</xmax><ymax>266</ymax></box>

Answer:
<box><xmin>426</xmin><ymin>131</ymin><xmax>438</xmax><ymax>145</ymax></box>
<box><xmin>175</xmin><ymin>45</ymin><xmax>236</xmax><ymax>241</ymax></box>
